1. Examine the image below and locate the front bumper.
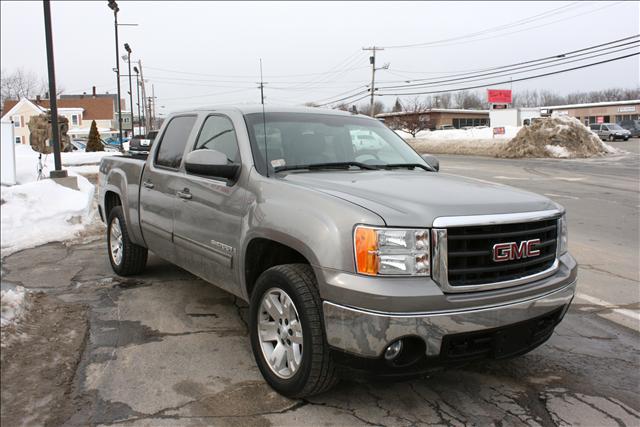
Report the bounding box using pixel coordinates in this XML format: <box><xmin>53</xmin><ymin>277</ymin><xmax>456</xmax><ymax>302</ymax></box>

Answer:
<box><xmin>323</xmin><ymin>279</ymin><xmax>576</xmax><ymax>358</ymax></box>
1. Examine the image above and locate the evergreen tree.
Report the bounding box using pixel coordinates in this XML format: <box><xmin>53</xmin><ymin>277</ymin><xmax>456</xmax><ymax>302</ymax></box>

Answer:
<box><xmin>392</xmin><ymin>98</ymin><xmax>403</xmax><ymax>112</ymax></box>
<box><xmin>85</xmin><ymin>120</ymin><xmax>104</xmax><ymax>152</ymax></box>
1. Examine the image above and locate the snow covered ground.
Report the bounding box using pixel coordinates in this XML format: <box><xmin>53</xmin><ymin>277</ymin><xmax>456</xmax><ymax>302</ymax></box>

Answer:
<box><xmin>395</xmin><ymin>126</ymin><xmax>520</xmax><ymax>141</ymax></box>
<box><xmin>1</xmin><ymin>145</ymin><xmax>104</xmax><ymax>257</ymax></box>
<box><xmin>13</xmin><ymin>144</ymin><xmax>119</xmax><ymax>184</ymax></box>
<box><xmin>1</xmin><ymin>284</ymin><xmax>27</xmax><ymax>328</ymax></box>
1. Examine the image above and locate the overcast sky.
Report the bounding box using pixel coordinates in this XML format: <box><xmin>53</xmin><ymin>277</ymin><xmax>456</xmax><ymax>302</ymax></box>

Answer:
<box><xmin>1</xmin><ymin>1</ymin><xmax>639</xmax><ymax>113</ymax></box>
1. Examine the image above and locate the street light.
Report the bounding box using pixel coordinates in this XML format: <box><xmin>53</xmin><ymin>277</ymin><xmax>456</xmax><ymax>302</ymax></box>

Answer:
<box><xmin>124</xmin><ymin>42</ymin><xmax>135</xmax><ymax>137</ymax></box>
<box><xmin>133</xmin><ymin>66</ymin><xmax>142</xmax><ymax>136</ymax></box>
<box><xmin>108</xmin><ymin>0</ymin><xmax>124</xmax><ymax>151</ymax></box>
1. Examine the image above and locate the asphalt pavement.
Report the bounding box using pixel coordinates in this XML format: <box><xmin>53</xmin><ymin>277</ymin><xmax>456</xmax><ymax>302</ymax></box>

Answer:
<box><xmin>1</xmin><ymin>144</ymin><xmax>638</xmax><ymax>426</ymax></box>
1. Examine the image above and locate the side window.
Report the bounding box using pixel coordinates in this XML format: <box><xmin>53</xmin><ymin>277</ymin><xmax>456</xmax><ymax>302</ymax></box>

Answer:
<box><xmin>194</xmin><ymin>115</ymin><xmax>239</xmax><ymax>163</ymax></box>
<box><xmin>155</xmin><ymin>115</ymin><xmax>197</xmax><ymax>169</ymax></box>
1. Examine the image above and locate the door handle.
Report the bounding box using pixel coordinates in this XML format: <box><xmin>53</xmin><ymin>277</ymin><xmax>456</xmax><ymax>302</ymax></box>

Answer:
<box><xmin>177</xmin><ymin>189</ymin><xmax>192</xmax><ymax>200</ymax></box>
<box><xmin>142</xmin><ymin>180</ymin><xmax>154</xmax><ymax>189</ymax></box>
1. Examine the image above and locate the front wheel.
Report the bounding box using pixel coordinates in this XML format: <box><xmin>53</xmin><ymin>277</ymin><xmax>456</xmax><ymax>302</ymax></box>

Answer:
<box><xmin>107</xmin><ymin>206</ymin><xmax>148</xmax><ymax>275</ymax></box>
<box><xmin>249</xmin><ymin>264</ymin><xmax>338</xmax><ymax>397</ymax></box>
<box><xmin>609</xmin><ymin>135</ymin><xmax>615</xmax><ymax>141</ymax></box>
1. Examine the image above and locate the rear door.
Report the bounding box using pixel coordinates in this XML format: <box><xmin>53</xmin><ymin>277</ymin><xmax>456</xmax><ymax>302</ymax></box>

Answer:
<box><xmin>172</xmin><ymin>114</ymin><xmax>249</xmax><ymax>294</ymax></box>
<box><xmin>139</xmin><ymin>115</ymin><xmax>197</xmax><ymax>262</ymax></box>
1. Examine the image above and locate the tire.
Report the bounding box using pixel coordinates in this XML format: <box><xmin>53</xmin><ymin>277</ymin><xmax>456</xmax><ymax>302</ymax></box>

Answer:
<box><xmin>107</xmin><ymin>206</ymin><xmax>148</xmax><ymax>275</ymax></box>
<box><xmin>609</xmin><ymin>135</ymin><xmax>615</xmax><ymax>141</ymax></box>
<box><xmin>249</xmin><ymin>264</ymin><xmax>338</xmax><ymax>397</ymax></box>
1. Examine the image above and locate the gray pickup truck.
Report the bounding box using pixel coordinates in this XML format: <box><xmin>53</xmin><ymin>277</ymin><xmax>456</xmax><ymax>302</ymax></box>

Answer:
<box><xmin>99</xmin><ymin>106</ymin><xmax>577</xmax><ymax>397</ymax></box>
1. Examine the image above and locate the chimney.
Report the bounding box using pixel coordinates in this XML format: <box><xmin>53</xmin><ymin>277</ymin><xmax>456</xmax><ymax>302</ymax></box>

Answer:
<box><xmin>36</xmin><ymin>95</ymin><xmax>41</xmax><ymax>104</ymax></box>
<box><xmin>82</xmin><ymin>91</ymin><xmax>86</xmax><ymax>99</ymax></box>
<box><xmin>92</xmin><ymin>86</ymin><xmax>96</xmax><ymax>98</ymax></box>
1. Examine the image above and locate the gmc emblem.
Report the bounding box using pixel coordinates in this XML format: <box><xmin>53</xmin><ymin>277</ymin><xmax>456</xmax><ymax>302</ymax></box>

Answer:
<box><xmin>492</xmin><ymin>239</ymin><xmax>541</xmax><ymax>262</ymax></box>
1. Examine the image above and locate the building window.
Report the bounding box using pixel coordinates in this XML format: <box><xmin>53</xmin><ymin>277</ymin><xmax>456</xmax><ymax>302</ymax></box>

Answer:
<box><xmin>15</xmin><ymin>137</ymin><xmax>21</xmax><ymax>144</ymax></box>
<box><xmin>72</xmin><ymin>115</ymin><xmax>78</xmax><ymax>125</ymax></box>
<box><xmin>12</xmin><ymin>115</ymin><xmax>20</xmax><ymax>127</ymax></box>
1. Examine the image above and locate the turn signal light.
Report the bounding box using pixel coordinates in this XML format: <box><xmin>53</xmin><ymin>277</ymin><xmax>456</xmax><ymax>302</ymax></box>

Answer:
<box><xmin>355</xmin><ymin>226</ymin><xmax>379</xmax><ymax>275</ymax></box>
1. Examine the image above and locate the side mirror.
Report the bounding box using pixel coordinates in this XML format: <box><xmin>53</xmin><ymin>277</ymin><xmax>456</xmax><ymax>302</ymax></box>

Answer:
<box><xmin>184</xmin><ymin>149</ymin><xmax>240</xmax><ymax>180</ymax></box>
<box><xmin>421</xmin><ymin>154</ymin><xmax>440</xmax><ymax>172</ymax></box>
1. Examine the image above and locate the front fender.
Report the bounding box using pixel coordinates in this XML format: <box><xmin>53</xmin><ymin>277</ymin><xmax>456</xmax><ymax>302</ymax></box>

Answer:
<box><xmin>239</xmin><ymin>170</ymin><xmax>385</xmax><ymax>299</ymax></box>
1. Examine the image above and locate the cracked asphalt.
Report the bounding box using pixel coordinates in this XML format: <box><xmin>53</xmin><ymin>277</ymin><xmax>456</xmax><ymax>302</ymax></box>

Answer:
<box><xmin>1</xmin><ymin>142</ymin><xmax>639</xmax><ymax>426</ymax></box>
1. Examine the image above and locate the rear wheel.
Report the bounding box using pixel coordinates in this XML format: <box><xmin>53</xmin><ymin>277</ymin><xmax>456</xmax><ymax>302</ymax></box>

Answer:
<box><xmin>107</xmin><ymin>206</ymin><xmax>148</xmax><ymax>275</ymax></box>
<box><xmin>249</xmin><ymin>264</ymin><xmax>338</xmax><ymax>397</ymax></box>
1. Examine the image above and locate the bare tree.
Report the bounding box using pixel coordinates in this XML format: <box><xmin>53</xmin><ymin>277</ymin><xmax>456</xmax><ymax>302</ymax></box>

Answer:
<box><xmin>388</xmin><ymin>96</ymin><xmax>430</xmax><ymax>137</ymax></box>
<box><xmin>332</xmin><ymin>102</ymin><xmax>350</xmax><ymax>111</ymax></box>
<box><xmin>1</xmin><ymin>68</ymin><xmax>64</xmax><ymax>108</ymax></box>
<box><xmin>358</xmin><ymin>100</ymin><xmax>386</xmax><ymax>117</ymax></box>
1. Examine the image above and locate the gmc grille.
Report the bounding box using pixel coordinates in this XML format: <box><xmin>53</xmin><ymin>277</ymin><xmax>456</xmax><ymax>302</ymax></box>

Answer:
<box><xmin>446</xmin><ymin>219</ymin><xmax>558</xmax><ymax>287</ymax></box>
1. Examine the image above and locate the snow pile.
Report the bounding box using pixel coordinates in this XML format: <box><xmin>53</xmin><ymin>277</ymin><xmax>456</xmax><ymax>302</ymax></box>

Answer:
<box><xmin>1</xmin><ymin>285</ymin><xmax>28</xmax><ymax>327</ymax></box>
<box><xmin>398</xmin><ymin>126</ymin><xmax>519</xmax><ymax>141</ymax></box>
<box><xmin>500</xmin><ymin>116</ymin><xmax>616</xmax><ymax>158</ymax></box>
<box><xmin>1</xmin><ymin>174</ymin><xmax>95</xmax><ymax>256</ymax></box>
<box><xmin>14</xmin><ymin>144</ymin><xmax>118</xmax><ymax>184</ymax></box>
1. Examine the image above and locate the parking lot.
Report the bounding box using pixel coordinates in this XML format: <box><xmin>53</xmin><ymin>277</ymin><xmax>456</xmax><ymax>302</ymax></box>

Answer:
<box><xmin>1</xmin><ymin>142</ymin><xmax>639</xmax><ymax>426</ymax></box>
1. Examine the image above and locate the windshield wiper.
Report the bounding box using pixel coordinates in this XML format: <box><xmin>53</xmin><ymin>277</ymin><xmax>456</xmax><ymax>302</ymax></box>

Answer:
<box><xmin>381</xmin><ymin>163</ymin><xmax>434</xmax><ymax>172</ymax></box>
<box><xmin>274</xmin><ymin>162</ymin><xmax>378</xmax><ymax>172</ymax></box>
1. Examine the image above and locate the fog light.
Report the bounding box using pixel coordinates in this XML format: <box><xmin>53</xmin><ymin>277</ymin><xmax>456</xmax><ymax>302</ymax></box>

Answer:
<box><xmin>384</xmin><ymin>340</ymin><xmax>403</xmax><ymax>360</ymax></box>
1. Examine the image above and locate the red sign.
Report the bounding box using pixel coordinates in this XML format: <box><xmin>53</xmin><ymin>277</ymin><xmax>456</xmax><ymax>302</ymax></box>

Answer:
<box><xmin>596</xmin><ymin>116</ymin><xmax>604</xmax><ymax>124</ymax></box>
<box><xmin>487</xmin><ymin>89</ymin><xmax>512</xmax><ymax>104</ymax></box>
<box><xmin>493</xmin><ymin>127</ymin><xmax>505</xmax><ymax>135</ymax></box>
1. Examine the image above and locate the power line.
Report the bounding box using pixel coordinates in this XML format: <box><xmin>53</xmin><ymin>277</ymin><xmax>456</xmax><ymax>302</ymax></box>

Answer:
<box><xmin>380</xmin><ymin>1</ymin><xmax>623</xmax><ymax>49</ymax></box>
<box><xmin>387</xmin><ymin>35</ymin><xmax>639</xmax><ymax>85</ymax></box>
<box><xmin>374</xmin><ymin>52</ymin><xmax>639</xmax><ymax>97</ymax></box>
<box><xmin>377</xmin><ymin>42</ymin><xmax>640</xmax><ymax>91</ymax></box>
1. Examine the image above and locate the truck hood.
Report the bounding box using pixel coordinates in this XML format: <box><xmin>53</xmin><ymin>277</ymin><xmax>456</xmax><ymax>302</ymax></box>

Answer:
<box><xmin>282</xmin><ymin>170</ymin><xmax>558</xmax><ymax>226</ymax></box>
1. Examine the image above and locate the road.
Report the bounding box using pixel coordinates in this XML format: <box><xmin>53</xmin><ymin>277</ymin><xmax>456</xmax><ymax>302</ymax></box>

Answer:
<box><xmin>1</xmin><ymin>144</ymin><xmax>639</xmax><ymax>426</ymax></box>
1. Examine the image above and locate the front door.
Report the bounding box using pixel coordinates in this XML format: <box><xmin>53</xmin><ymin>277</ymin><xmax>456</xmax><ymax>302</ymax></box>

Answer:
<box><xmin>172</xmin><ymin>114</ymin><xmax>248</xmax><ymax>294</ymax></box>
<box><xmin>139</xmin><ymin>114</ymin><xmax>197</xmax><ymax>262</ymax></box>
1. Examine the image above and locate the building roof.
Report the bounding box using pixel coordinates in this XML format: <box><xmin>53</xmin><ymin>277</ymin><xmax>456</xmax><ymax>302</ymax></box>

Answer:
<box><xmin>376</xmin><ymin>108</ymin><xmax>490</xmax><ymax>118</ymax></box>
<box><xmin>0</xmin><ymin>98</ymin><xmax>47</xmax><ymax>120</ymax></box>
<box><xmin>2</xmin><ymin>96</ymin><xmax>116</xmax><ymax>120</ymax></box>
<box><xmin>542</xmin><ymin>99</ymin><xmax>640</xmax><ymax>110</ymax></box>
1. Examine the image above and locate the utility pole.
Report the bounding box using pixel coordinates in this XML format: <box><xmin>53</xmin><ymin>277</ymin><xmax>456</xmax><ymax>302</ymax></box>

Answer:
<box><xmin>133</xmin><ymin>65</ymin><xmax>141</xmax><ymax>135</ymax></box>
<box><xmin>42</xmin><ymin>0</ymin><xmax>66</xmax><ymax>178</ymax></box>
<box><xmin>151</xmin><ymin>84</ymin><xmax>156</xmax><ymax>128</ymax></box>
<box><xmin>137</xmin><ymin>60</ymin><xmax>148</xmax><ymax>131</ymax></box>
<box><xmin>362</xmin><ymin>46</ymin><xmax>386</xmax><ymax>117</ymax></box>
<box><xmin>124</xmin><ymin>43</ymin><xmax>134</xmax><ymax>136</ymax></box>
<box><xmin>257</xmin><ymin>58</ymin><xmax>266</xmax><ymax>104</ymax></box>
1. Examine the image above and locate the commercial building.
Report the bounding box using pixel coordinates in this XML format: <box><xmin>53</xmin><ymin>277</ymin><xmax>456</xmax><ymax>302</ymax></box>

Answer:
<box><xmin>541</xmin><ymin>100</ymin><xmax>639</xmax><ymax>125</ymax></box>
<box><xmin>376</xmin><ymin>108</ymin><xmax>490</xmax><ymax>130</ymax></box>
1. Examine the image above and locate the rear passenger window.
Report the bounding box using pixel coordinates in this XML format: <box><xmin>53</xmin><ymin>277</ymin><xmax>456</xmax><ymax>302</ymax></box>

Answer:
<box><xmin>155</xmin><ymin>115</ymin><xmax>197</xmax><ymax>169</ymax></box>
<box><xmin>194</xmin><ymin>115</ymin><xmax>240</xmax><ymax>163</ymax></box>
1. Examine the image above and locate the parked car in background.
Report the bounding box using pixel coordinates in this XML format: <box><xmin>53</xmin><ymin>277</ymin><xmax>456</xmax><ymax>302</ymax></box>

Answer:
<box><xmin>436</xmin><ymin>125</ymin><xmax>455</xmax><ymax>130</ymax></box>
<box><xmin>70</xmin><ymin>139</ymin><xmax>87</xmax><ymax>151</ymax></box>
<box><xmin>129</xmin><ymin>130</ymin><xmax>159</xmax><ymax>153</ymax></box>
<box><xmin>618</xmin><ymin>119</ymin><xmax>640</xmax><ymax>138</ymax></box>
<box><xmin>589</xmin><ymin>123</ymin><xmax>631</xmax><ymax>141</ymax></box>
<box><xmin>104</xmin><ymin>136</ymin><xmax>131</xmax><ymax>146</ymax></box>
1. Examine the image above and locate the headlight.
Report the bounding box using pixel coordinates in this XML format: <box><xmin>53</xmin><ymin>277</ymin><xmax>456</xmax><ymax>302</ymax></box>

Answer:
<box><xmin>354</xmin><ymin>226</ymin><xmax>430</xmax><ymax>276</ymax></box>
<box><xmin>557</xmin><ymin>215</ymin><xmax>568</xmax><ymax>256</ymax></box>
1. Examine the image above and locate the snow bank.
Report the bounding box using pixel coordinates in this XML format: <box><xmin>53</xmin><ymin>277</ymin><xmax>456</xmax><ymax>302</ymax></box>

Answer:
<box><xmin>14</xmin><ymin>144</ymin><xmax>118</xmax><ymax>184</ymax></box>
<box><xmin>396</xmin><ymin>126</ymin><xmax>519</xmax><ymax>141</ymax></box>
<box><xmin>1</xmin><ymin>174</ymin><xmax>95</xmax><ymax>256</ymax></box>
<box><xmin>501</xmin><ymin>116</ymin><xmax>616</xmax><ymax>158</ymax></box>
<box><xmin>403</xmin><ymin>117</ymin><xmax>617</xmax><ymax>159</ymax></box>
<box><xmin>1</xmin><ymin>285</ymin><xmax>28</xmax><ymax>327</ymax></box>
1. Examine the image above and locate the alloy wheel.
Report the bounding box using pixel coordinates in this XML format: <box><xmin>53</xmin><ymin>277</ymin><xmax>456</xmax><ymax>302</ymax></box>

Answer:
<box><xmin>257</xmin><ymin>287</ymin><xmax>303</xmax><ymax>379</ymax></box>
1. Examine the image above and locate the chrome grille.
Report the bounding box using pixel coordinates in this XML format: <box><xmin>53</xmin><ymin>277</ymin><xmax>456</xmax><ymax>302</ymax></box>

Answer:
<box><xmin>446</xmin><ymin>219</ymin><xmax>558</xmax><ymax>287</ymax></box>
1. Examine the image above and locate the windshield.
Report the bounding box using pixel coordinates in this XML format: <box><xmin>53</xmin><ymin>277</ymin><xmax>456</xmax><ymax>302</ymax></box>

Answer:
<box><xmin>609</xmin><ymin>124</ymin><xmax>624</xmax><ymax>130</ymax></box>
<box><xmin>244</xmin><ymin>112</ymin><xmax>427</xmax><ymax>175</ymax></box>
